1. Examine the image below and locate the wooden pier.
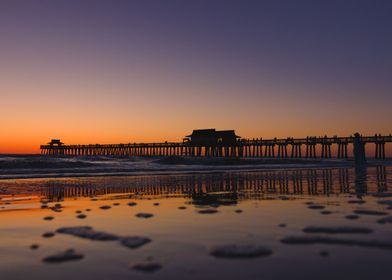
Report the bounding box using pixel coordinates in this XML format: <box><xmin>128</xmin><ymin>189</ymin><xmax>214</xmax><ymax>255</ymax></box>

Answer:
<box><xmin>40</xmin><ymin>130</ymin><xmax>392</xmax><ymax>159</ymax></box>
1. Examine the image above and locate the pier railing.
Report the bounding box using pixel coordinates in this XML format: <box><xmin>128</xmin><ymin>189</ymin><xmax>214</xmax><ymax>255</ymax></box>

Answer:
<box><xmin>40</xmin><ymin>135</ymin><xmax>392</xmax><ymax>159</ymax></box>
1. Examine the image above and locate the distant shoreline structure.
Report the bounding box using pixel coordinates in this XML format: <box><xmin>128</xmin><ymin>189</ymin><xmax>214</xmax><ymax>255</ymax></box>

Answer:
<box><xmin>40</xmin><ymin>129</ymin><xmax>392</xmax><ymax>160</ymax></box>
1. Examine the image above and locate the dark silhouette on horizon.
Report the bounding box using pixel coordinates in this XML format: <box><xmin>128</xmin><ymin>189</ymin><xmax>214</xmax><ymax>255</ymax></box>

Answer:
<box><xmin>41</xmin><ymin>129</ymin><xmax>391</xmax><ymax>160</ymax></box>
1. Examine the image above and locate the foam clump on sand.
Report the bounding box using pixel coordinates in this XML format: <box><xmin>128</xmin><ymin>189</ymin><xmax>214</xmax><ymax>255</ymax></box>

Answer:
<box><xmin>303</xmin><ymin>226</ymin><xmax>373</xmax><ymax>234</ymax></box>
<box><xmin>345</xmin><ymin>215</ymin><xmax>359</xmax><ymax>220</ymax></box>
<box><xmin>42</xmin><ymin>232</ymin><xmax>55</xmax><ymax>238</ymax></box>
<box><xmin>198</xmin><ymin>209</ymin><xmax>218</xmax><ymax>214</ymax></box>
<box><xmin>281</xmin><ymin>236</ymin><xmax>392</xmax><ymax>250</ymax></box>
<box><xmin>30</xmin><ymin>244</ymin><xmax>39</xmax><ymax>250</ymax></box>
<box><xmin>57</xmin><ymin>226</ymin><xmax>119</xmax><ymax>241</ymax></box>
<box><xmin>347</xmin><ymin>200</ymin><xmax>366</xmax><ymax>204</ymax></box>
<box><xmin>56</xmin><ymin>226</ymin><xmax>151</xmax><ymax>249</ymax></box>
<box><xmin>135</xmin><ymin>213</ymin><xmax>154</xmax><ymax>218</ymax></box>
<box><xmin>307</xmin><ymin>205</ymin><xmax>325</xmax><ymax>210</ymax></box>
<box><xmin>43</xmin><ymin>249</ymin><xmax>84</xmax><ymax>263</ymax></box>
<box><xmin>210</xmin><ymin>244</ymin><xmax>272</xmax><ymax>258</ymax></box>
<box><xmin>121</xmin><ymin>236</ymin><xmax>151</xmax><ymax>249</ymax></box>
<box><xmin>132</xmin><ymin>261</ymin><xmax>162</xmax><ymax>273</ymax></box>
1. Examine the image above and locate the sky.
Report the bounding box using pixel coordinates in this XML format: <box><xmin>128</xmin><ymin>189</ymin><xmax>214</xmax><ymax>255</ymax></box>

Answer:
<box><xmin>0</xmin><ymin>0</ymin><xmax>391</xmax><ymax>153</ymax></box>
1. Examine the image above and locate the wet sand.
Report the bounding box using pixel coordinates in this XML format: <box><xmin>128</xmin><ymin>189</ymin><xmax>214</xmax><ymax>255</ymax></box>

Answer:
<box><xmin>0</xmin><ymin>166</ymin><xmax>391</xmax><ymax>280</ymax></box>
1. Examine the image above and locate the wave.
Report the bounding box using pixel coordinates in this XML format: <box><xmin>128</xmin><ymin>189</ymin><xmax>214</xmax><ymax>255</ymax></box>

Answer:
<box><xmin>0</xmin><ymin>154</ymin><xmax>388</xmax><ymax>180</ymax></box>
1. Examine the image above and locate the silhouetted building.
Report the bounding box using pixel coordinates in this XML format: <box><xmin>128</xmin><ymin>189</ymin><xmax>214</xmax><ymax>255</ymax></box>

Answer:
<box><xmin>184</xmin><ymin>129</ymin><xmax>240</xmax><ymax>146</ymax></box>
<box><xmin>48</xmin><ymin>139</ymin><xmax>63</xmax><ymax>147</ymax></box>
<box><xmin>216</xmin><ymin>130</ymin><xmax>240</xmax><ymax>145</ymax></box>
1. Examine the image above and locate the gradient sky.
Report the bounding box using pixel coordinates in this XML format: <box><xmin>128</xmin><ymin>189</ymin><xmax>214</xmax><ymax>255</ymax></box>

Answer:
<box><xmin>1</xmin><ymin>0</ymin><xmax>391</xmax><ymax>153</ymax></box>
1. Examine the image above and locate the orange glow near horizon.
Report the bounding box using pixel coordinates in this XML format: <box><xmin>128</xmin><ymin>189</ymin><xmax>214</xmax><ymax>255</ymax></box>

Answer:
<box><xmin>1</xmin><ymin>126</ymin><xmax>392</xmax><ymax>155</ymax></box>
<box><xmin>1</xmin><ymin>83</ymin><xmax>391</xmax><ymax>154</ymax></box>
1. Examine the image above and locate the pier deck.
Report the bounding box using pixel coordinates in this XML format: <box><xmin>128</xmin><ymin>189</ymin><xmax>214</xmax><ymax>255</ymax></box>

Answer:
<box><xmin>41</xmin><ymin>134</ymin><xmax>392</xmax><ymax>159</ymax></box>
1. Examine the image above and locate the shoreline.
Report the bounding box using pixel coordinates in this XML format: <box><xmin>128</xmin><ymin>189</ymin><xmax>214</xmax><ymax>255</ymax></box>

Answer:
<box><xmin>0</xmin><ymin>155</ymin><xmax>391</xmax><ymax>180</ymax></box>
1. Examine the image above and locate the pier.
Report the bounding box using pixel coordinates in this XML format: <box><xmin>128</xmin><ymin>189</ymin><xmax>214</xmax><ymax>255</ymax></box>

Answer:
<box><xmin>40</xmin><ymin>129</ymin><xmax>392</xmax><ymax>159</ymax></box>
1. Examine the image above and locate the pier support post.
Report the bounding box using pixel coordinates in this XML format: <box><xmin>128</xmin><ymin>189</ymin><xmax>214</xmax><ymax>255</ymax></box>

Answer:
<box><xmin>375</xmin><ymin>141</ymin><xmax>386</xmax><ymax>159</ymax></box>
<box><xmin>353</xmin><ymin>133</ymin><xmax>366</xmax><ymax>165</ymax></box>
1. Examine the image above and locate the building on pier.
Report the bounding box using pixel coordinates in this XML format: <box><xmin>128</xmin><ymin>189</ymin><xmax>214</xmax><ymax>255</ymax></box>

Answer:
<box><xmin>48</xmin><ymin>139</ymin><xmax>63</xmax><ymax>147</ymax></box>
<box><xmin>184</xmin><ymin>129</ymin><xmax>240</xmax><ymax>146</ymax></box>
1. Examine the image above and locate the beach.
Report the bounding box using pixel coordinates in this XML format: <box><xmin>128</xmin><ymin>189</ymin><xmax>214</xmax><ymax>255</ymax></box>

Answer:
<box><xmin>0</xmin><ymin>163</ymin><xmax>391</xmax><ymax>280</ymax></box>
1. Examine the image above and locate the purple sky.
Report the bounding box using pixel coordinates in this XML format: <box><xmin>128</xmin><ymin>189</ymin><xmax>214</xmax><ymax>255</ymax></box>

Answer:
<box><xmin>0</xmin><ymin>0</ymin><xmax>391</xmax><ymax>152</ymax></box>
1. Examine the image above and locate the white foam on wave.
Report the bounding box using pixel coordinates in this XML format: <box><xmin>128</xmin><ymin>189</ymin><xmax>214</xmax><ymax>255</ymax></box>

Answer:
<box><xmin>0</xmin><ymin>155</ymin><xmax>366</xmax><ymax>180</ymax></box>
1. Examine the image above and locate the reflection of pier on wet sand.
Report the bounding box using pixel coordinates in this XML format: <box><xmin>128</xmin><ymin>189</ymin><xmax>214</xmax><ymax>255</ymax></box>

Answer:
<box><xmin>37</xmin><ymin>166</ymin><xmax>389</xmax><ymax>202</ymax></box>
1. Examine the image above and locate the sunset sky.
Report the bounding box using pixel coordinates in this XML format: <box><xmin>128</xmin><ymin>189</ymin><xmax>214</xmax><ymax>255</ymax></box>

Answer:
<box><xmin>1</xmin><ymin>0</ymin><xmax>391</xmax><ymax>153</ymax></box>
